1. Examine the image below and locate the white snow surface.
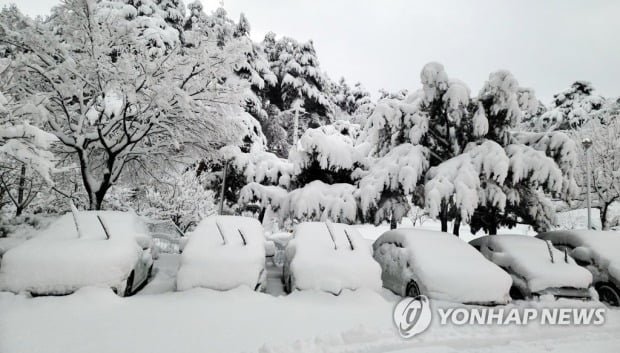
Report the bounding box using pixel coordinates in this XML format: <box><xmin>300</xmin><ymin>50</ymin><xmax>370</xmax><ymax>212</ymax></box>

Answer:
<box><xmin>2</xmin><ymin>255</ymin><xmax>617</xmax><ymax>353</ymax></box>
<box><xmin>538</xmin><ymin>230</ymin><xmax>620</xmax><ymax>283</ymax></box>
<box><xmin>0</xmin><ymin>212</ymin><xmax>147</xmax><ymax>295</ymax></box>
<box><xmin>177</xmin><ymin>216</ymin><xmax>266</xmax><ymax>291</ymax></box>
<box><xmin>373</xmin><ymin>229</ymin><xmax>512</xmax><ymax>304</ymax></box>
<box><xmin>470</xmin><ymin>235</ymin><xmax>593</xmax><ymax>292</ymax></box>
<box><xmin>285</xmin><ymin>222</ymin><xmax>382</xmax><ymax>293</ymax></box>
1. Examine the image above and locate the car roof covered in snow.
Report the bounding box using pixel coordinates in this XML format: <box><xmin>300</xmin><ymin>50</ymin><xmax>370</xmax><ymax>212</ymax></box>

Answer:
<box><xmin>373</xmin><ymin>229</ymin><xmax>512</xmax><ymax>304</ymax></box>
<box><xmin>0</xmin><ymin>211</ymin><xmax>144</xmax><ymax>295</ymax></box>
<box><xmin>470</xmin><ymin>234</ymin><xmax>592</xmax><ymax>292</ymax></box>
<box><xmin>176</xmin><ymin>216</ymin><xmax>266</xmax><ymax>291</ymax></box>
<box><xmin>292</xmin><ymin>222</ymin><xmax>368</xmax><ymax>252</ymax></box>
<box><xmin>286</xmin><ymin>222</ymin><xmax>382</xmax><ymax>293</ymax></box>
<box><xmin>41</xmin><ymin>211</ymin><xmax>149</xmax><ymax>240</ymax></box>
<box><xmin>538</xmin><ymin>230</ymin><xmax>620</xmax><ymax>282</ymax></box>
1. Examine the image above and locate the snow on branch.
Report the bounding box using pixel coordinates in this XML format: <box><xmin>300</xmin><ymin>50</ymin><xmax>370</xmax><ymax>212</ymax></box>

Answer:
<box><xmin>357</xmin><ymin>143</ymin><xmax>429</xmax><ymax>216</ymax></box>
<box><xmin>220</xmin><ymin>145</ymin><xmax>293</xmax><ymax>187</ymax></box>
<box><xmin>425</xmin><ymin>141</ymin><xmax>509</xmax><ymax>221</ymax></box>
<box><xmin>289</xmin><ymin>121</ymin><xmax>363</xmax><ymax>175</ymax></box>
<box><xmin>280</xmin><ymin>180</ymin><xmax>359</xmax><ymax>224</ymax></box>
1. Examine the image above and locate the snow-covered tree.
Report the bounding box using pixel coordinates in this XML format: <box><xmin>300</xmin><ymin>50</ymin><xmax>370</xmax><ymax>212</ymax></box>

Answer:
<box><xmin>359</xmin><ymin>64</ymin><xmax>577</xmax><ymax>235</ymax></box>
<box><xmin>2</xmin><ymin>0</ymin><xmax>243</xmax><ymax>210</ymax></box>
<box><xmin>465</xmin><ymin>71</ymin><xmax>576</xmax><ymax>234</ymax></box>
<box><xmin>360</xmin><ymin>62</ymin><xmax>473</xmax><ymax>229</ymax></box>
<box><xmin>529</xmin><ymin>81</ymin><xmax>605</xmax><ymax>132</ymax></box>
<box><xmin>236</xmin><ymin>120</ymin><xmax>365</xmax><ymax>224</ymax></box>
<box><xmin>331</xmin><ymin>78</ymin><xmax>375</xmax><ymax>125</ymax></box>
<box><xmin>575</xmin><ymin>98</ymin><xmax>620</xmax><ymax>229</ymax></box>
<box><xmin>106</xmin><ymin>168</ymin><xmax>216</xmax><ymax>231</ymax></box>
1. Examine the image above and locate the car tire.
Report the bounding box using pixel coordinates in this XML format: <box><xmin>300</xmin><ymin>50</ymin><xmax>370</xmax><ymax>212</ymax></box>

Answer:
<box><xmin>405</xmin><ymin>279</ymin><xmax>420</xmax><ymax>297</ymax></box>
<box><xmin>510</xmin><ymin>286</ymin><xmax>525</xmax><ymax>300</ymax></box>
<box><xmin>285</xmin><ymin>275</ymin><xmax>293</xmax><ymax>294</ymax></box>
<box><xmin>596</xmin><ymin>282</ymin><xmax>620</xmax><ymax>307</ymax></box>
<box><xmin>123</xmin><ymin>271</ymin><xmax>135</xmax><ymax>297</ymax></box>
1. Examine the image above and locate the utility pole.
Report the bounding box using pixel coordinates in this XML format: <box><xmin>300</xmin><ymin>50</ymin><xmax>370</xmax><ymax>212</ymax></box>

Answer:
<box><xmin>582</xmin><ymin>137</ymin><xmax>593</xmax><ymax>230</ymax></box>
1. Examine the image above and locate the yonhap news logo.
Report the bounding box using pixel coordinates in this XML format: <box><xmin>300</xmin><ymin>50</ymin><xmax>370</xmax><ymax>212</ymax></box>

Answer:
<box><xmin>393</xmin><ymin>296</ymin><xmax>606</xmax><ymax>339</ymax></box>
<box><xmin>393</xmin><ymin>295</ymin><xmax>432</xmax><ymax>338</ymax></box>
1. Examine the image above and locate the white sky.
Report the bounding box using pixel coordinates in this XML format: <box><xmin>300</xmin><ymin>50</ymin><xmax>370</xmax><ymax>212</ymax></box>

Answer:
<box><xmin>3</xmin><ymin>0</ymin><xmax>619</xmax><ymax>102</ymax></box>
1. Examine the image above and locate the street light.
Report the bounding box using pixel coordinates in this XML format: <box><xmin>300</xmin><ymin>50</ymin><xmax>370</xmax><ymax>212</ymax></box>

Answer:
<box><xmin>582</xmin><ymin>137</ymin><xmax>593</xmax><ymax>230</ymax></box>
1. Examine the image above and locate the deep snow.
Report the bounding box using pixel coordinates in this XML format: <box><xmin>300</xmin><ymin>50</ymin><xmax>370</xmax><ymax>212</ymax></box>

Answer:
<box><xmin>1</xmin><ymin>251</ymin><xmax>619</xmax><ymax>353</ymax></box>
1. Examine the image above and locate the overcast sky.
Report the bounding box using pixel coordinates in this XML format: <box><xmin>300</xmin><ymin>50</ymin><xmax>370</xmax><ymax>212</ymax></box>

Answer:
<box><xmin>3</xmin><ymin>0</ymin><xmax>619</xmax><ymax>102</ymax></box>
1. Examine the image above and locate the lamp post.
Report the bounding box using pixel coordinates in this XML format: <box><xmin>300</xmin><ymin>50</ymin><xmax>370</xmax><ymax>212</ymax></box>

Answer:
<box><xmin>582</xmin><ymin>137</ymin><xmax>593</xmax><ymax>230</ymax></box>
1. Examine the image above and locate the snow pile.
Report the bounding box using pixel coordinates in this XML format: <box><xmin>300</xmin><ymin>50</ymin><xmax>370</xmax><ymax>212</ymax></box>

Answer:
<box><xmin>177</xmin><ymin>216</ymin><xmax>266</xmax><ymax>291</ymax></box>
<box><xmin>373</xmin><ymin>229</ymin><xmax>512</xmax><ymax>304</ymax></box>
<box><xmin>538</xmin><ymin>230</ymin><xmax>620</xmax><ymax>283</ymax></box>
<box><xmin>0</xmin><ymin>212</ymin><xmax>146</xmax><ymax>295</ymax></box>
<box><xmin>470</xmin><ymin>235</ymin><xmax>592</xmax><ymax>293</ymax></box>
<box><xmin>285</xmin><ymin>222</ymin><xmax>382</xmax><ymax>294</ymax></box>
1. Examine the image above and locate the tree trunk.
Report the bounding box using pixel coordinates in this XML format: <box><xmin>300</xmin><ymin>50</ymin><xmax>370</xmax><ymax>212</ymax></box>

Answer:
<box><xmin>390</xmin><ymin>213</ymin><xmax>397</xmax><ymax>230</ymax></box>
<box><xmin>440</xmin><ymin>216</ymin><xmax>448</xmax><ymax>232</ymax></box>
<box><xmin>15</xmin><ymin>164</ymin><xmax>26</xmax><ymax>216</ymax></box>
<box><xmin>452</xmin><ymin>215</ymin><xmax>461</xmax><ymax>236</ymax></box>
<box><xmin>600</xmin><ymin>203</ymin><xmax>610</xmax><ymax>230</ymax></box>
<box><xmin>258</xmin><ymin>207</ymin><xmax>266</xmax><ymax>223</ymax></box>
<box><xmin>78</xmin><ymin>150</ymin><xmax>114</xmax><ymax>211</ymax></box>
<box><xmin>439</xmin><ymin>202</ymin><xmax>449</xmax><ymax>232</ymax></box>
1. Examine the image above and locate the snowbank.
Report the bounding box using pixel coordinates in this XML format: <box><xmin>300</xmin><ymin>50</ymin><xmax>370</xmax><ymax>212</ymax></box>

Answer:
<box><xmin>285</xmin><ymin>222</ymin><xmax>382</xmax><ymax>294</ymax></box>
<box><xmin>176</xmin><ymin>216</ymin><xmax>266</xmax><ymax>291</ymax></box>
<box><xmin>538</xmin><ymin>230</ymin><xmax>620</xmax><ymax>283</ymax></box>
<box><xmin>373</xmin><ymin>229</ymin><xmax>512</xmax><ymax>304</ymax></box>
<box><xmin>470</xmin><ymin>235</ymin><xmax>592</xmax><ymax>293</ymax></box>
<box><xmin>0</xmin><ymin>212</ymin><xmax>147</xmax><ymax>295</ymax></box>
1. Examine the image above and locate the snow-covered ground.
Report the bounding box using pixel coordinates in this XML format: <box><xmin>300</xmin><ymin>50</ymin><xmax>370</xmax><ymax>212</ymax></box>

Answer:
<box><xmin>1</xmin><ymin>251</ymin><xmax>618</xmax><ymax>353</ymax></box>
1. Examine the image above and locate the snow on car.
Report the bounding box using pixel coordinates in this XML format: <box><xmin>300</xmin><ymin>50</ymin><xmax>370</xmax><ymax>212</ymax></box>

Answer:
<box><xmin>0</xmin><ymin>211</ymin><xmax>154</xmax><ymax>296</ymax></box>
<box><xmin>538</xmin><ymin>230</ymin><xmax>620</xmax><ymax>306</ymax></box>
<box><xmin>283</xmin><ymin>222</ymin><xmax>382</xmax><ymax>295</ymax></box>
<box><xmin>176</xmin><ymin>216</ymin><xmax>267</xmax><ymax>291</ymax></box>
<box><xmin>470</xmin><ymin>235</ymin><xmax>593</xmax><ymax>300</ymax></box>
<box><xmin>373</xmin><ymin>229</ymin><xmax>512</xmax><ymax>304</ymax></box>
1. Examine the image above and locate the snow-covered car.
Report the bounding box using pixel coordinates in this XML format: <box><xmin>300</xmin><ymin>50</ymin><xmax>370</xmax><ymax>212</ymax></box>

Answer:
<box><xmin>373</xmin><ymin>229</ymin><xmax>512</xmax><ymax>304</ymax></box>
<box><xmin>470</xmin><ymin>235</ymin><xmax>593</xmax><ymax>300</ymax></box>
<box><xmin>538</xmin><ymin>230</ymin><xmax>620</xmax><ymax>306</ymax></box>
<box><xmin>283</xmin><ymin>222</ymin><xmax>382</xmax><ymax>295</ymax></box>
<box><xmin>176</xmin><ymin>216</ymin><xmax>267</xmax><ymax>291</ymax></box>
<box><xmin>0</xmin><ymin>211</ymin><xmax>154</xmax><ymax>296</ymax></box>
